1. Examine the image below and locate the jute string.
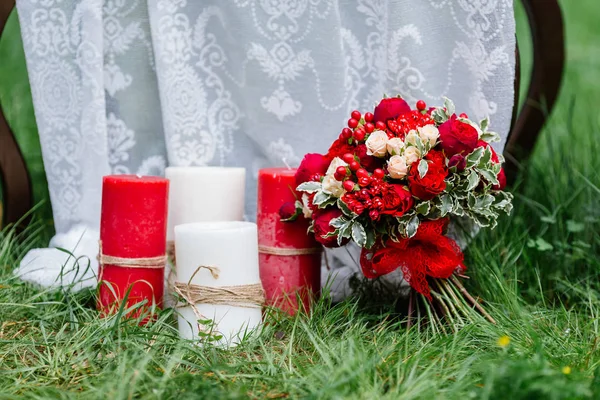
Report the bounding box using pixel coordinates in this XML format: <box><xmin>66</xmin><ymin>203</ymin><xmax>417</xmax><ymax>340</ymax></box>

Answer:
<box><xmin>173</xmin><ymin>266</ymin><xmax>265</xmax><ymax>333</ymax></box>
<box><xmin>98</xmin><ymin>241</ymin><xmax>166</xmax><ymax>269</ymax></box>
<box><xmin>258</xmin><ymin>244</ymin><xmax>322</xmax><ymax>256</ymax></box>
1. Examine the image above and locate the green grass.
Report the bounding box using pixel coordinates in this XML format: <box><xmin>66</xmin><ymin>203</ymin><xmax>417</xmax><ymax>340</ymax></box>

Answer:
<box><xmin>2</xmin><ymin>0</ymin><xmax>600</xmax><ymax>398</ymax></box>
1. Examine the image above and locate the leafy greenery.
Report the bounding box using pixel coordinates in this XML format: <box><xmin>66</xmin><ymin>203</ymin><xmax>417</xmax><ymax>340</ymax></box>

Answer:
<box><xmin>2</xmin><ymin>0</ymin><xmax>600</xmax><ymax>398</ymax></box>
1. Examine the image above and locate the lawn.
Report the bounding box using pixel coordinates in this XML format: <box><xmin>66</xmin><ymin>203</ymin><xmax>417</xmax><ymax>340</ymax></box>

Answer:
<box><xmin>2</xmin><ymin>1</ymin><xmax>600</xmax><ymax>398</ymax></box>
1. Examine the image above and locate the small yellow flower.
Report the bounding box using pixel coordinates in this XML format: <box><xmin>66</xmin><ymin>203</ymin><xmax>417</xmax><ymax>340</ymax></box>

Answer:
<box><xmin>497</xmin><ymin>335</ymin><xmax>511</xmax><ymax>348</ymax></box>
<box><xmin>562</xmin><ymin>366</ymin><xmax>572</xmax><ymax>375</ymax></box>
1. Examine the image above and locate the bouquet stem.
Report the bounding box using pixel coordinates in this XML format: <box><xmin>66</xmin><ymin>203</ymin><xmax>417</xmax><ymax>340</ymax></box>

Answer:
<box><xmin>407</xmin><ymin>275</ymin><xmax>495</xmax><ymax>333</ymax></box>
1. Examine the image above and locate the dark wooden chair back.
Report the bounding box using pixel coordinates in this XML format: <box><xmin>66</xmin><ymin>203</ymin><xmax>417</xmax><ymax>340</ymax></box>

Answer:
<box><xmin>0</xmin><ymin>0</ymin><xmax>32</xmax><ymax>227</ymax></box>
<box><xmin>0</xmin><ymin>0</ymin><xmax>565</xmax><ymax>228</ymax></box>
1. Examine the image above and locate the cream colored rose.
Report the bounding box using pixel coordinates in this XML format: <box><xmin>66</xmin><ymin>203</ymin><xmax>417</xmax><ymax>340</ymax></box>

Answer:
<box><xmin>404</xmin><ymin>146</ymin><xmax>421</xmax><ymax>165</ymax></box>
<box><xmin>326</xmin><ymin>157</ymin><xmax>347</xmax><ymax>175</ymax></box>
<box><xmin>387</xmin><ymin>137</ymin><xmax>405</xmax><ymax>156</ymax></box>
<box><xmin>322</xmin><ymin>174</ymin><xmax>345</xmax><ymax>197</ymax></box>
<box><xmin>322</xmin><ymin>157</ymin><xmax>347</xmax><ymax>197</ymax></box>
<box><xmin>387</xmin><ymin>155</ymin><xmax>409</xmax><ymax>179</ymax></box>
<box><xmin>418</xmin><ymin>125</ymin><xmax>439</xmax><ymax>147</ymax></box>
<box><xmin>405</xmin><ymin>130</ymin><xmax>419</xmax><ymax>146</ymax></box>
<box><xmin>365</xmin><ymin>130</ymin><xmax>389</xmax><ymax>158</ymax></box>
<box><xmin>301</xmin><ymin>193</ymin><xmax>313</xmax><ymax>218</ymax></box>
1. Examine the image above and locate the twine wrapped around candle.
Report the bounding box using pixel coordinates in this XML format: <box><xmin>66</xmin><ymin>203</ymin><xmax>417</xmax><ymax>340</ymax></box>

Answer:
<box><xmin>258</xmin><ymin>245</ymin><xmax>322</xmax><ymax>256</ymax></box>
<box><xmin>173</xmin><ymin>266</ymin><xmax>265</xmax><ymax>332</ymax></box>
<box><xmin>98</xmin><ymin>241</ymin><xmax>166</xmax><ymax>269</ymax></box>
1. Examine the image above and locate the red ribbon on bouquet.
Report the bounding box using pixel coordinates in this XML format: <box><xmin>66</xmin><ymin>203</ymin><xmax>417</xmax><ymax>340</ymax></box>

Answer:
<box><xmin>360</xmin><ymin>218</ymin><xmax>465</xmax><ymax>300</ymax></box>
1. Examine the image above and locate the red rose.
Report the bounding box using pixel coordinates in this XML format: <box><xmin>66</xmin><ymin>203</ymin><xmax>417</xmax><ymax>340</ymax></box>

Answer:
<box><xmin>373</xmin><ymin>97</ymin><xmax>411</xmax><ymax>123</ymax></box>
<box><xmin>313</xmin><ymin>208</ymin><xmax>346</xmax><ymax>248</ymax></box>
<box><xmin>380</xmin><ymin>184</ymin><xmax>414</xmax><ymax>217</ymax></box>
<box><xmin>438</xmin><ymin>114</ymin><xmax>479</xmax><ymax>157</ymax></box>
<box><xmin>425</xmin><ymin>149</ymin><xmax>446</xmax><ymax>166</ymax></box>
<box><xmin>295</xmin><ymin>153</ymin><xmax>330</xmax><ymax>186</ymax></box>
<box><xmin>326</xmin><ymin>137</ymin><xmax>355</xmax><ymax>159</ymax></box>
<box><xmin>408</xmin><ymin>156</ymin><xmax>448</xmax><ymax>200</ymax></box>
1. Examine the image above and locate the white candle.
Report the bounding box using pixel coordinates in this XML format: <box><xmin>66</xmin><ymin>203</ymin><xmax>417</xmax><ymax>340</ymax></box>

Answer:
<box><xmin>174</xmin><ymin>221</ymin><xmax>263</xmax><ymax>346</ymax></box>
<box><xmin>165</xmin><ymin>167</ymin><xmax>246</xmax><ymax>241</ymax></box>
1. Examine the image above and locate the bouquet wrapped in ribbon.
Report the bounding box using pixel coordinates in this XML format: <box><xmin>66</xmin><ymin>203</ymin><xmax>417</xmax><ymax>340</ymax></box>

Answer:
<box><xmin>284</xmin><ymin>95</ymin><xmax>513</xmax><ymax>330</ymax></box>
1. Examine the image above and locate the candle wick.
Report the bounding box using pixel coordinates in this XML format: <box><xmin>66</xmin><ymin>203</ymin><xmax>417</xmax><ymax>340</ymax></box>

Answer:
<box><xmin>282</xmin><ymin>158</ymin><xmax>291</xmax><ymax>170</ymax></box>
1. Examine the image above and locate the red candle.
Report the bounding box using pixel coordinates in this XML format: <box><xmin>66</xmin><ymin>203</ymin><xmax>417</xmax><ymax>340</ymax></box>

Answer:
<box><xmin>99</xmin><ymin>175</ymin><xmax>169</xmax><ymax>317</ymax></box>
<box><xmin>257</xmin><ymin>168</ymin><xmax>321</xmax><ymax>314</ymax></box>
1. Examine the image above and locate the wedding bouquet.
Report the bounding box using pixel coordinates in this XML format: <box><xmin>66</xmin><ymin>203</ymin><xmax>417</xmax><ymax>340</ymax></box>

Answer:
<box><xmin>282</xmin><ymin>95</ymin><xmax>513</xmax><ymax>329</ymax></box>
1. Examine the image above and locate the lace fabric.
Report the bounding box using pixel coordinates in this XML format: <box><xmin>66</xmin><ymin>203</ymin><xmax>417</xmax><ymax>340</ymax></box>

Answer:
<box><xmin>14</xmin><ymin>0</ymin><xmax>516</xmax><ymax>294</ymax></box>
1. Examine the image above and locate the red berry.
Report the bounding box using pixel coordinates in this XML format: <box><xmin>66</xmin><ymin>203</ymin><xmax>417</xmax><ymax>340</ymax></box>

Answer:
<box><xmin>341</xmin><ymin>127</ymin><xmax>353</xmax><ymax>139</ymax></box>
<box><xmin>369</xmin><ymin>210</ymin><xmax>380</xmax><ymax>221</ymax></box>
<box><xmin>416</xmin><ymin>100</ymin><xmax>426</xmax><ymax>111</ymax></box>
<box><xmin>364</xmin><ymin>122</ymin><xmax>375</xmax><ymax>133</ymax></box>
<box><xmin>310</xmin><ymin>173</ymin><xmax>322</xmax><ymax>182</ymax></box>
<box><xmin>359</xmin><ymin>189</ymin><xmax>370</xmax><ymax>198</ymax></box>
<box><xmin>355</xmin><ymin>205</ymin><xmax>365</xmax><ymax>215</ymax></box>
<box><xmin>336</xmin><ymin>166</ymin><xmax>347</xmax><ymax>177</ymax></box>
<box><xmin>459</xmin><ymin>113</ymin><xmax>468</xmax><ymax>119</ymax></box>
<box><xmin>358</xmin><ymin>176</ymin><xmax>371</xmax><ymax>187</ymax></box>
<box><xmin>364</xmin><ymin>112</ymin><xmax>374</xmax><ymax>123</ymax></box>
<box><xmin>348</xmin><ymin>118</ymin><xmax>359</xmax><ymax>129</ymax></box>
<box><xmin>334</xmin><ymin>172</ymin><xmax>344</xmax><ymax>181</ymax></box>
<box><xmin>354</xmin><ymin>129</ymin><xmax>366</xmax><ymax>142</ymax></box>
<box><xmin>351</xmin><ymin>110</ymin><xmax>361</xmax><ymax>120</ymax></box>
<box><xmin>349</xmin><ymin>161</ymin><xmax>360</xmax><ymax>171</ymax></box>
<box><xmin>373</xmin><ymin>169</ymin><xmax>385</xmax><ymax>179</ymax></box>
<box><xmin>375</xmin><ymin>121</ymin><xmax>386</xmax><ymax>131</ymax></box>
<box><xmin>343</xmin><ymin>180</ymin><xmax>355</xmax><ymax>192</ymax></box>
<box><xmin>356</xmin><ymin>168</ymin><xmax>369</xmax><ymax>179</ymax></box>
<box><xmin>342</xmin><ymin>153</ymin><xmax>355</xmax><ymax>163</ymax></box>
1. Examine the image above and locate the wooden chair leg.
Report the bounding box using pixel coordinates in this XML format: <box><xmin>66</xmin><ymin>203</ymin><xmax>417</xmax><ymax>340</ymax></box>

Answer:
<box><xmin>0</xmin><ymin>0</ymin><xmax>32</xmax><ymax>227</ymax></box>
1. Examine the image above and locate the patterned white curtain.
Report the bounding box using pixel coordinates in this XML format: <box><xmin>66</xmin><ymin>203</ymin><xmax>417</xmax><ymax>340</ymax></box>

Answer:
<box><xmin>15</xmin><ymin>0</ymin><xmax>516</xmax><ymax>293</ymax></box>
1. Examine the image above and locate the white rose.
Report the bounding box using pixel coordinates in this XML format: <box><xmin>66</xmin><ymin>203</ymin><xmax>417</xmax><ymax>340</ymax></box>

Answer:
<box><xmin>405</xmin><ymin>130</ymin><xmax>419</xmax><ymax>146</ymax></box>
<box><xmin>322</xmin><ymin>157</ymin><xmax>347</xmax><ymax>197</ymax></box>
<box><xmin>387</xmin><ymin>137</ymin><xmax>405</xmax><ymax>156</ymax></box>
<box><xmin>387</xmin><ymin>155</ymin><xmax>409</xmax><ymax>179</ymax></box>
<box><xmin>365</xmin><ymin>130</ymin><xmax>389</xmax><ymax>158</ymax></box>
<box><xmin>301</xmin><ymin>193</ymin><xmax>312</xmax><ymax>218</ymax></box>
<box><xmin>326</xmin><ymin>157</ymin><xmax>347</xmax><ymax>176</ymax></box>
<box><xmin>418</xmin><ymin>125</ymin><xmax>439</xmax><ymax>147</ymax></box>
<box><xmin>322</xmin><ymin>174</ymin><xmax>345</xmax><ymax>197</ymax></box>
<box><xmin>404</xmin><ymin>146</ymin><xmax>421</xmax><ymax>165</ymax></box>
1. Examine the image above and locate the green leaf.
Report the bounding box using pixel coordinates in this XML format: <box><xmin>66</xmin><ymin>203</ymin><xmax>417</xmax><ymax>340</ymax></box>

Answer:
<box><xmin>365</xmin><ymin>228</ymin><xmax>376</xmax><ymax>249</ymax></box>
<box><xmin>405</xmin><ymin>215</ymin><xmax>420</xmax><ymax>238</ymax></box>
<box><xmin>465</xmin><ymin>147</ymin><xmax>484</xmax><ymax>168</ymax></box>
<box><xmin>479</xmin><ymin>168</ymin><xmax>499</xmax><ymax>185</ymax></box>
<box><xmin>297</xmin><ymin>181</ymin><xmax>321</xmax><ymax>193</ymax></box>
<box><xmin>418</xmin><ymin>159</ymin><xmax>429</xmax><ymax>178</ymax></box>
<box><xmin>443</xmin><ymin>97</ymin><xmax>455</xmax><ymax>116</ymax></box>
<box><xmin>466</xmin><ymin>171</ymin><xmax>479</xmax><ymax>191</ymax></box>
<box><xmin>480</xmin><ymin>131</ymin><xmax>501</xmax><ymax>143</ymax></box>
<box><xmin>312</xmin><ymin>191</ymin><xmax>331</xmax><ymax>207</ymax></box>
<box><xmin>337</xmin><ymin>198</ymin><xmax>355</xmax><ymax>217</ymax></box>
<box><xmin>330</xmin><ymin>216</ymin><xmax>348</xmax><ymax>229</ymax></box>
<box><xmin>415</xmin><ymin>201</ymin><xmax>431</xmax><ymax>215</ymax></box>
<box><xmin>478</xmin><ymin>146</ymin><xmax>493</xmax><ymax>169</ymax></box>
<box><xmin>351</xmin><ymin>222</ymin><xmax>367</xmax><ymax>247</ymax></box>
<box><xmin>439</xmin><ymin>194</ymin><xmax>454</xmax><ymax>216</ymax></box>
<box><xmin>528</xmin><ymin>237</ymin><xmax>554</xmax><ymax>252</ymax></box>
<box><xmin>566</xmin><ymin>220</ymin><xmax>585</xmax><ymax>233</ymax></box>
<box><xmin>479</xmin><ymin>117</ymin><xmax>489</xmax><ymax>132</ymax></box>
<box><xmin>431</xmin><ymin>108</ymin><xmax>448</xmax><ymax>124</ymax></box>
<box><xmin>540</xmin><ymin>215</ymin><xmax>556</xmax><ymax>224</ymax></box>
